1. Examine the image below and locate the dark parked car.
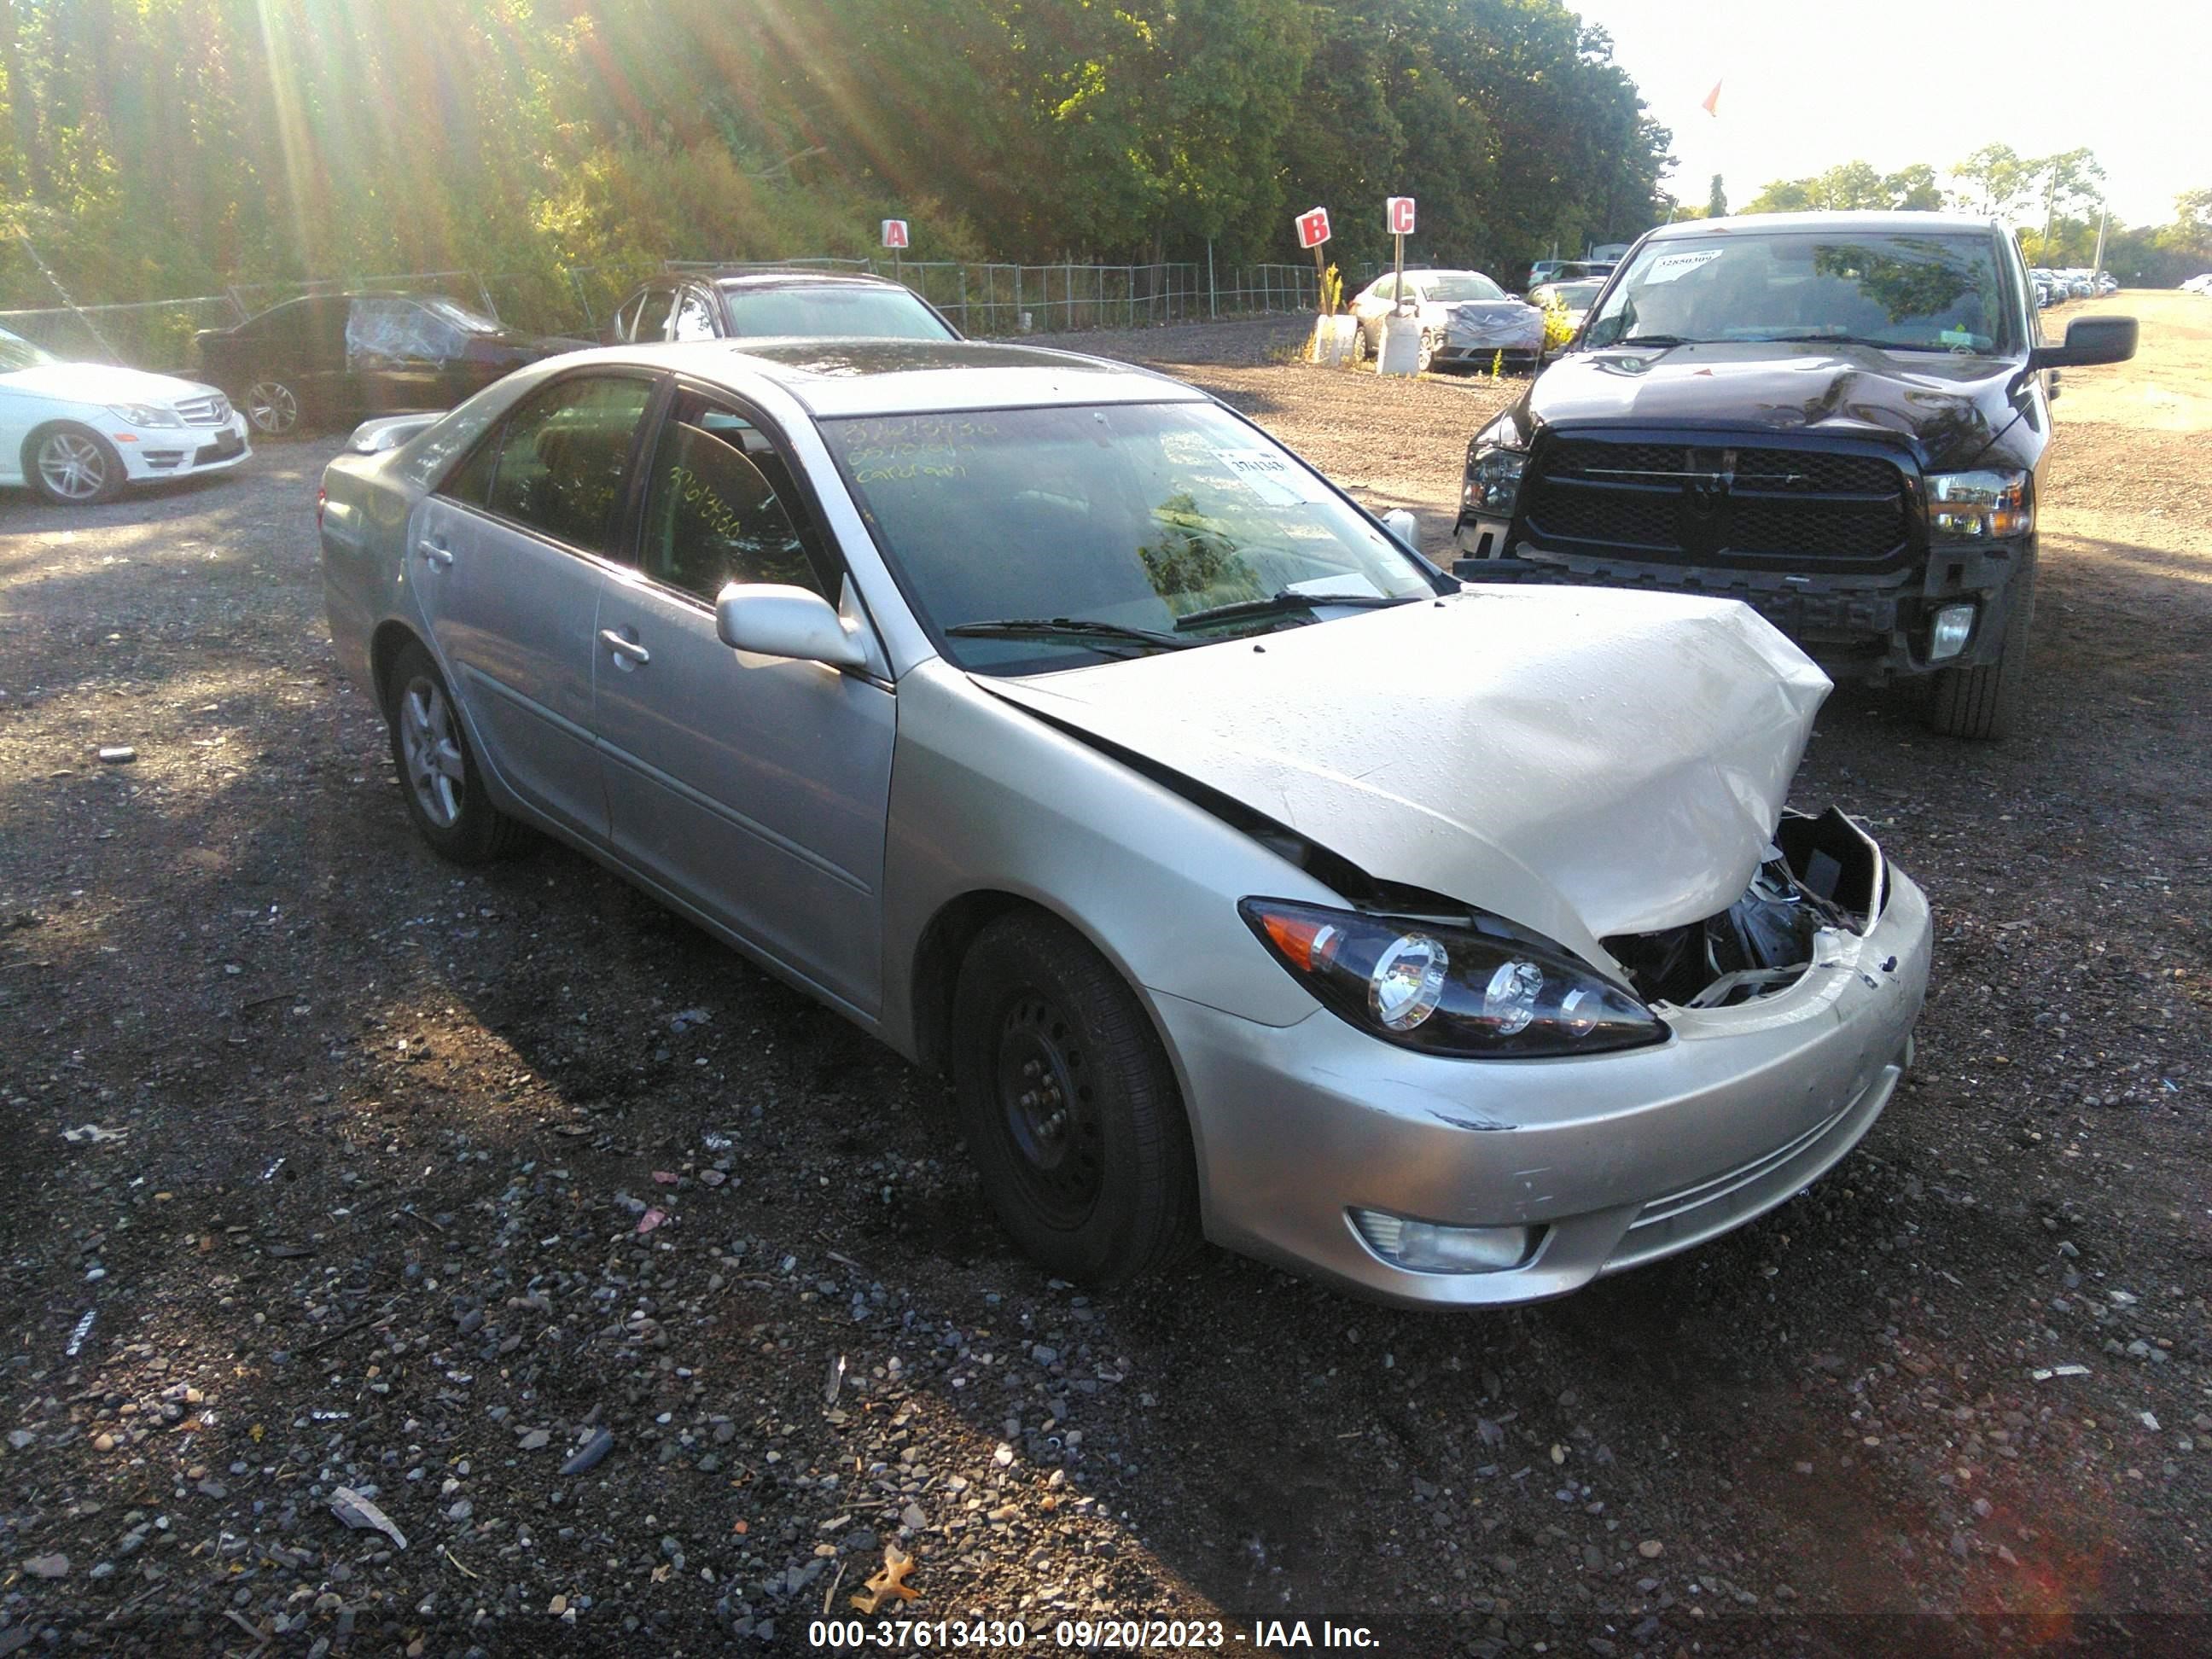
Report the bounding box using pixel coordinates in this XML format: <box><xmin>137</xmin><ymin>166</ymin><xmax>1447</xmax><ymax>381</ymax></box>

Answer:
<box><xmin>196</xmin><ymin>293</ymin><xmax>586</xmax><ymax>436</ymax></box>
<box><xmin>602</xmin><ymin>271</ymin><xmax>961</xmax><ymax>346</ymax></box>
<box><xmin>1454</xmin><ymin>212</ymin><xmax>2136</xmax><ymax>739</ymax></box>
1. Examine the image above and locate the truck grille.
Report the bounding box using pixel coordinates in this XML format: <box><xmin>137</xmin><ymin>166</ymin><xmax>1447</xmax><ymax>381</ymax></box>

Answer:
<box><xmin>1523</xmin><ymin>438</ymin><xmax>1911</xmax><ymax>565</ymax></box>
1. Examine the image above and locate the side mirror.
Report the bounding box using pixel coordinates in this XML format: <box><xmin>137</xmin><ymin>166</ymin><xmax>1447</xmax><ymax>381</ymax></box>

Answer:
<box><xmin>713</xmin><ymin>584</ymin><xmax>869</xmax><ymax>671</ymax></box>
<box><xmin>1382</xmin><ymin>508</ymin><xmax>1420</xmax><ymax>548</ymax></box>
<box><xmin>2029</xmin><ymin>314</ymin><xmax>2136</xmax><ymax>370</ymax></box>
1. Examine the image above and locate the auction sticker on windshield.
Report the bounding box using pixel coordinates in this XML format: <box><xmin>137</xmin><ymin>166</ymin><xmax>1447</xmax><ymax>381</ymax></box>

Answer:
<box><xmin>1641</xmin><ymin>247</ymin><xmax>1724</xmax><ymax>284</ymax></box>
<box><xmin>1214</xmin><ymin>448</ymin><xmax>1333</xmax><ymax>508</ymax></box>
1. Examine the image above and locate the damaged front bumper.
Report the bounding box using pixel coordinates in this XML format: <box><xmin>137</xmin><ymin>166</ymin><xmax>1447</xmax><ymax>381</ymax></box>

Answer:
<box><xmin>1156</xmin><ymin>827</ymin><xmax>1932</xmax><ymax>1308</ymax></box>
<box><xmin>1449</xmin><ymin>533</ymin><xmax>2034</xmax><ymax>685</ymax></box>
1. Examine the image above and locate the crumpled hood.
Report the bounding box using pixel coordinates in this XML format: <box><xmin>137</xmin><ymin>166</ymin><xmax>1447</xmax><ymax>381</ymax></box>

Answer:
<box><xmin>980</xmin><ymin>588</ymin><xmax>1831</xmax><ymax>959</ymax></box>
<box><xmin>1431</xmin><ymin>299</ymin><xmax>1545</xmax><ymax>346</ymax></box>
<box><xmin>0</xmin><ymin>362</ymin><xmax>220</xmax><ymax>408</ymax></box>
<box><xmin>1528</xmin><ymin>341</ymin><xmax>2021</xmax><ymax>471</ymax></box>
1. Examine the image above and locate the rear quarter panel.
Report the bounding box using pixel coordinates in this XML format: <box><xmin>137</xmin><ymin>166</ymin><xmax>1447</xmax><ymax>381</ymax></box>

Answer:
<box><xmin>317</xmin><ymin>452</ymin><xmax>424</xmax><ymax>699</ymax></box>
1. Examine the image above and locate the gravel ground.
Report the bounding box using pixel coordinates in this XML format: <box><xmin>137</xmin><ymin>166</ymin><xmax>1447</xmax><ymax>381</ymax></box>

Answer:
<box><xmin>2</xmin><ymin>295</ymin><xmax>2207</xmax><ymax>1657</ymax></box>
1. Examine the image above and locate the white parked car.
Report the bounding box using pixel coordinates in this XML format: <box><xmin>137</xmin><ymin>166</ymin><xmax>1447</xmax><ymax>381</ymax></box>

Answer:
<box><xmin>1</xmin><ymin>326</ymin><xmax>251</xmax><ymax>504</ymax></box>
<box><xmin>1348</xmin><ymin>270</ymin><xmax>1547</xmax><ymax>373</ymax></box>
<box><xmin>2181</xmin><ymin>274</ymin><xmax>2212</xmax><ymax>294</ymax></box>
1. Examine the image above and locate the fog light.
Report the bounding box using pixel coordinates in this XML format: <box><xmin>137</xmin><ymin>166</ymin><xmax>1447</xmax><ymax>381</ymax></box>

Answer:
<box><xmin>1930</xmin><ymin>603</ymin><xmax>1976</xmax><ymax>661</ymax></box>
<box><xmin>1351</xmin><ymin>1208</ymin><xmax>1534</xmax><ymax>1273</ymax></box>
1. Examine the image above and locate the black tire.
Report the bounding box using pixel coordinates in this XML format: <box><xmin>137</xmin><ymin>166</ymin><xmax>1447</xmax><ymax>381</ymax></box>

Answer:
<box><xmin>1349</xmin><ymin>323</ymin><xmax>1371</xmax><ymax>364</ymax></box>
<box><xmin>383</xmin><ymin>639</ymin><xmax>527</xmax><ymax>863</ymax></box>
<box><xmin>26</xmin><ymin>423</ymin><xmax>125</xmax><ymax>505</ymax></box>
<box><xmin>243</xmin><ymin>377</ymin><xmax>302</xmax><ymax>436</ymax></box>
<box><xmin>1415</xmin><ymin>331</ymin><xmax>1439</xmax><ymax>374</ymax></box>
<box><xmin>1925</xmin><ymin>562</ymin><xmax>2035</xmax><ymax>741</ymax></box>
<box><xmin>951</xmin><ymin>911</ymin><xmax>1200</xmax><ymax>1288</ymax></box>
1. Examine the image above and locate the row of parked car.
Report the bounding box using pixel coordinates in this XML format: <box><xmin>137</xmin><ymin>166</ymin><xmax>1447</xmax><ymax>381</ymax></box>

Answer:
<box><xmin>300</xmin><ymin>209</ymin><xmax>2132</xmax><ymax>1307</ymax></box>
<box><xmin>2030</xmin><ymin>265</ymin><xmax>2117</xmax><ymax>306</ymax></box>
<box><xmin>0</xmin><ymin>271</ymin><xmax>956</xmax><ymax>504</ymax></box>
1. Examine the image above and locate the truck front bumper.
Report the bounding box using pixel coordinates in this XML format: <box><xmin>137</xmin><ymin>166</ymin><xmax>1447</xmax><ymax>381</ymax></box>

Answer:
<box><xmin>1451</xmin><ymin>520</ymin><xmax>2034</xmax><ymax>685</ymax></box>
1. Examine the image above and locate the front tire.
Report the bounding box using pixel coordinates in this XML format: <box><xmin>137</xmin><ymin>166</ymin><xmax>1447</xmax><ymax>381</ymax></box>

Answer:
<box><xmin>383</xmin><ymin>640</ymin><xmax>527</xmax><ymax>862</ymax></box>
<box><xmin>1349</xmin><ymin>323</ymin><xmax>1371</xmax><ymax>364</ymax></box>
<box><xmin>27</xmin><ymin>424</ymin><xmax>125</xmax><ymax>505</ymax></box>
<box><xmin>244</xmin><ymin>378</ymin><xmax>300</xmax><ymax>436</ymax></box>
<box><xmin>1415</xmin><ymin>330</ymin><xmax>1440</xmax><ymax>374</ymax></box>
<box><xmin>1925</xmin><ymin>562</ymin><xmax>2035</xmax><ymax>741</ymax></box>
<box><xmin>951</xmin><ymin>912</ymin><xmax>1200</xmax><ymax>1288</ymax></box>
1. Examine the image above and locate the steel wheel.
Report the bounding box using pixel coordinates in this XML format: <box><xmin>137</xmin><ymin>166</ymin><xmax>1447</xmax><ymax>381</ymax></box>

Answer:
<box><xmin>993</xmin><ymin>992</ymin><xmax>1107</xmax><ymax>1229</ymax></box>
<box><xmin>398</xmin><ymin>672</ymin><xmax>467</xmax><ymax>830</ymax></box>
<box><xmin>245</xmin><ymin>380</ymin><xmax>300</xmax><ymax>435</ymax></box>
<box><xmin>34</xmin><ymin>428</ymin><xmax>116</xmax><ymax>503</ymax></box>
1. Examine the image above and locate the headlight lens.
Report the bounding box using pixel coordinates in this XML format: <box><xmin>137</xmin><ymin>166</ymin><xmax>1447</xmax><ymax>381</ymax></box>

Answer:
<box><xmin>1465</xmin><ymin>442</ymin><xmax>1527</xmax><ymax>515</ymax></box>
<box><xmin>107</xmin><ymin>402</ymin><xmax>182</xmax><ymax>428</ymax></box>
<box><xmin>1241</xmin><ymin>898</ymin><xmax>1666</xmax><ymax>1057</ymax></box>
<box><xmin>1926</xmin><ymin>469</ymin><xmax>2031</xmax><ymax>542</ymax></box>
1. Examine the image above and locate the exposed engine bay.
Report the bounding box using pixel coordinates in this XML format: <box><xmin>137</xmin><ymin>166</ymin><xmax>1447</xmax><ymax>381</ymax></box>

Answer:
<box><xmin>1604</xmin><ymin>808</ymin><xmax>1887</xmax><ymax>1008</ymax></box>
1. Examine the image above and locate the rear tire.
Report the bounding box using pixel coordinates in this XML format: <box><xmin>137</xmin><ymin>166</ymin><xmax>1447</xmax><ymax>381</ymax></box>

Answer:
<box><xmin>1925</xmin><ymin>562</ymin><xmax>2035</xmax><ymax>741</ymax></box>
<box><xmin>26</xmin><ymin>424</ymin><xmax>125</xmax><ymax>505</ymax></box>
<box><xmin>1349</xmin><ymin>323</ymin><xmax>1371</xmax><ymax>364</ymax></box>
<box><xmin>951</xmin><ymin>911</ymin><xmax>1200</xmax><ymax>1288</ymax></box>
<box><xmin>383</xmin><ymin>640</ymin><xmax>527</xmax><ymax>863</ymax></box>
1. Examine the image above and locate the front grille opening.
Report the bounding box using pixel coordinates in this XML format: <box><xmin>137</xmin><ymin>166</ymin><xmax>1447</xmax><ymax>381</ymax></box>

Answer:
<box><xmin>1522</xmin><ymin>437</ymin><xmax>1911</xmax><ymax>566</ymax></box>
<box><xmin>1604</xmin><ymin>808</ymin><xmax>1881</xmax><ymax>1008</ymax></box>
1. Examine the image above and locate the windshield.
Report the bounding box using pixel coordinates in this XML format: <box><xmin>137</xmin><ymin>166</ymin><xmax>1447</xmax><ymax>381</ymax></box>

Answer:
<box><xmin>415</xmin><ymin>297</ymin><xmax>504</xmax><ymax>335</ymax></box>
<box><xmin>1580</xmin><ymin>230</ymin><xmax>2012</xmax><ymax>354</ymax></box>
<box><xmin>1422</xmin><ymin>273</ymin><xmax>1506</xmax><ymax>302</ymax></box>
<box><xmin>0</xmin><ymin>326</ymin><xmax>60</xmax><ymax>370</ymax></box>
<box><xmin>721</xmin><ymin>285</ymin><xmax>955</xmax><ymax>341</ymax></box>
<box><xmin>824</xmin><ymin>400</ymin><xmax>1436</xmax><ymax>673</ymax></box>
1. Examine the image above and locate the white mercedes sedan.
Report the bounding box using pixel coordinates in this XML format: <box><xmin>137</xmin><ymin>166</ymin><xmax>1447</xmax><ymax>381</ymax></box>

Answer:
<box><xmin>2</xmin><ymin>326</ymin><xmax>250</xmax><ymax>504</ymax></box>
<box><xmin>315</xmin><ymin>339</ymin><xmax>1930</xmax><ymax>1307</ymax></box>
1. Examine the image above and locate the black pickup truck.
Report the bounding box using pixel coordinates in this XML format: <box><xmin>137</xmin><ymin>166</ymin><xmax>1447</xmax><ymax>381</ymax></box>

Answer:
<box><xmin>1452</xmin><ymin>212</ymin><xmax>2135</xmax><ymax>738</ymax></box>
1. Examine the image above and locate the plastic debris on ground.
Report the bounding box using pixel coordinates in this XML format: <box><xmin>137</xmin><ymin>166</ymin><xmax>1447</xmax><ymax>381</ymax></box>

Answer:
<box><xmin>329</xmin><ymin>1486</ymin><xmax>409</xmax><ymax>1551</ymax></box>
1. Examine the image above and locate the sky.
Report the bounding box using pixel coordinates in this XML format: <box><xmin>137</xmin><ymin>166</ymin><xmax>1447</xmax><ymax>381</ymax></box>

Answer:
<box><xmin>1568</xmin><ymin>0</ymin><xmax>2208</xmax><ymax>227</ymax></box>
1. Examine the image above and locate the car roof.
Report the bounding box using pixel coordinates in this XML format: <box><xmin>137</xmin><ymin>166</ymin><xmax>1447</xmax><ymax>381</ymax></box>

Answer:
<box><xmin>557</xmin><ymin>338</ymin><xmax>1207</xmax><ymax>418</ymax></box>
<box><xmin>705</xmin><ymin>271</ymin><xmax>917</xmax><ymax>294</ymax></box>
<box><xmin>1644</xmin><ymin>211</ymin><xmax>2005</xmax><ymax>242</ymax></box>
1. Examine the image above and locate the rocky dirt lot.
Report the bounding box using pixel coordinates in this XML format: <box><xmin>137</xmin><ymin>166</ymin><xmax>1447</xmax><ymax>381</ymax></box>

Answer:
<box><xmin>1</xmin><ymin>294</ymin><xmax>2207</xmax><ymax>1657</ymax></box>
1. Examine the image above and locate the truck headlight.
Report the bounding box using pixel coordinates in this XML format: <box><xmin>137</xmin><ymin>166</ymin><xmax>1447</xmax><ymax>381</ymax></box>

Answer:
<box><xmin>1241</xmin><ymin>898</ymin><xmax>1665</xmax><ymax>1058</ymax></box>
<box><xmin>1465</xmin><ymin>443</ymin><xmax>1527</xmax><ymax>515</ymax></box>
<box><xmin>1927</xmin><ymin>469</ymin><xmax>2031</xmax><ymax>542</ymax></box>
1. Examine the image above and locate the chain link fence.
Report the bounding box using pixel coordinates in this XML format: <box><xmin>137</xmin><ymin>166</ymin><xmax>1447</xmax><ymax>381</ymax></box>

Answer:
<box><xmin>2</xmin><ymin>257</ymin><xmax>1322</xmax><ymax>372</ymax></box>
<box><xmin>0</xmin><ymin>294</ymin><xmax>245</xmax><ymax>374</ymax></box>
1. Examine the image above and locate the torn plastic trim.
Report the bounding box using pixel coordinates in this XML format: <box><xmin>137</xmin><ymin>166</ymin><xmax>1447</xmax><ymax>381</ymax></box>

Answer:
<box><xmin>1604</xmin><ymin>807</ymin><xmax>1887</xmax><ymax>1010</ymax></box>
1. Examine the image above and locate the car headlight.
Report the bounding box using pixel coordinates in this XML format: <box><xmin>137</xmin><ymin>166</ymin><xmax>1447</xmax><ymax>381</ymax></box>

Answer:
<box><xmin>1926</xmin><ymin>469</ymin><xmax>2031</xmax><ymax>542</ymax></box>
<box><xmin>107</xmin><ymin>403</ymin><xmax>182</xmax><ymax>428</ymax></box>
<box><xmin>1240</xmin><ymin>899</ymin><xmax>1666</xmax><ymax>1058</ymax></box>
<box><xmin>1464</xmin><ymin>439</ymin><xmax>1527</xmax><ymax>516</ymax></box>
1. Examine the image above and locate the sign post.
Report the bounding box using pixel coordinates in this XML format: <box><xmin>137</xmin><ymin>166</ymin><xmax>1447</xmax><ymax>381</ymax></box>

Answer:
<box><xmin>1295</xmin><ymin>206</ymin><xmax>1332</xmax><ymax>315</ymax></box>
<box><xmin>1376</xmin><ymin>196</ymin><xmax>1423</xmax><ymax>377</ymax></box>
<box><xmin>882</xmin><ymin>218</ymin><xmax>909</xmax><ymax>285</ymax></box>
<box><xmin>1385</xmin><ymin>195</ymin><xmax>1416</xmax><ymax>307</ymax></box>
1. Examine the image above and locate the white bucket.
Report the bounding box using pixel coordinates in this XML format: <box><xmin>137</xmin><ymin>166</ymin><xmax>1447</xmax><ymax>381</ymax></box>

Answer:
<box><xmin>1310</xmin><ymin>315</ymin><xmax>1357</xmax><ymax>366</ymax></box>
<box><xmin>1376</xmin><ymin>313</ymin><xmax>1423</xmax><ymax>376</ymax></box>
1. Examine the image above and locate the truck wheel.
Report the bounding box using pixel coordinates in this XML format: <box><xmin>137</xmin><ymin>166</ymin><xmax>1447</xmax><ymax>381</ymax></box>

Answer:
<box><xmin>1925</xmin><ymin>564</ymin><xmax>2034</xmax><ymax>741</ymax></box>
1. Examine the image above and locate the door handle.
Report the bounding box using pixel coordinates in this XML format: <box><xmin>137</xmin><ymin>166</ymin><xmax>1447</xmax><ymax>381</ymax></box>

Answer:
<box><xmin>599</xmin><ymin>628</ymin><xmax>650</xmax><ymax>667</ymax></box>
<box><xmin>415</xmin><ymin>540</ymin><xmax>453</xmax><ymax>568</ymax></box>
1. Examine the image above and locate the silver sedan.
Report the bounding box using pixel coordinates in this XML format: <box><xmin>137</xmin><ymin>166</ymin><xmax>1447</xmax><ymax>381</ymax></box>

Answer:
<box><xmin>316</xmin><ymin>340</ymin><xmax>1931</xmax><ymax>1307</ymax></box>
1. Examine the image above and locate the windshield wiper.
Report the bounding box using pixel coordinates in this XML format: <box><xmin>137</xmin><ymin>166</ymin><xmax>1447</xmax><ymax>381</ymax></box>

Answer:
<box><xmin>945</xmin><ymin>617</ymin><xmax>1190</xmax><ymax>655</ymax></box>
<box><xmin>1613</xmin><ymin>334</ymin><xmax>1697</xmax><ymax>348</ymax></box>
<box><xmin>1171</xmin><ymin>589</ymin><xmax>1417</xmax><ymax>633</ymax></box>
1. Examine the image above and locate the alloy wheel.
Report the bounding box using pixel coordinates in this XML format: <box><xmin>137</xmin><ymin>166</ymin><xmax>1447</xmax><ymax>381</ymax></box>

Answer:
<box><xmin>398</xmin><ymin>674</ymin><xmax>467</xmax><ymax>829</ymax></box>
<box><xmin>246</xmin><ymin>381</ymin><xmax>299</xmax><ymax>435</ymax></box>
<box><xmin>993</xmin><ymin>992</ymin><xmax>1105</xmax><ymax>1228</ymax></box>
<box><xmin>36</xmin><ymin>431</ymin><xmax>109</xmax><ymax>501</ymax></box>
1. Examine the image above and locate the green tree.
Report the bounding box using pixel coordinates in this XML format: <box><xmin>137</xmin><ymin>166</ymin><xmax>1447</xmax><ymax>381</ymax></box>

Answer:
<box><xmin>1707</xmin><ymin>173</ymin><xmax>1727</xmax><ymax>218</ymax></box>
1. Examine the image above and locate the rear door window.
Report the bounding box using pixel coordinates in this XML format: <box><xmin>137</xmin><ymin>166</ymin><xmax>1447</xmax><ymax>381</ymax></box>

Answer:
<box><xmin>439</xmin><ymin>375</ymin><xmax>655</xmax><ymax>554</ymax></box>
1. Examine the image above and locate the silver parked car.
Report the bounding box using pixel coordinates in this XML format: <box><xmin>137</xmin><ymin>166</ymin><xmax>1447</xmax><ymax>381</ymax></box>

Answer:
<box><xmin>317</xmin><ymin>340</ymin><xmax>1932</xmax><ymax>1307</ymax></box>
